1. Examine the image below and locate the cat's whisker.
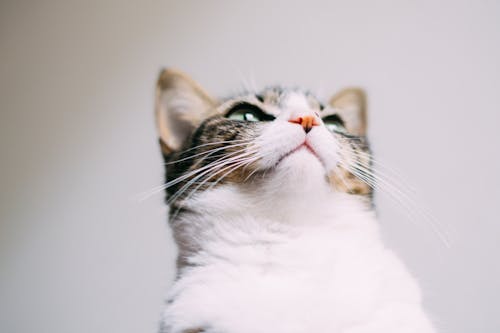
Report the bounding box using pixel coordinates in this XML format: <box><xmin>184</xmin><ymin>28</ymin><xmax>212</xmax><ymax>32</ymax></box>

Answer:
<box><xmin>248</xmin><ymin>71</ymin><xmax>258</xmax><ymax>94</ymax></box>
<box><xmin>342</xmin><ymin>159</ymin><xmax>452</xmax><ymax>247</ymax></box>
<box><xmin>352</xmin><ymin>164</ymin><xmax>451</xmax><ymax>247</ymax></box>
<box><xmin>242</xmin><ymin>164</ymin><xmax>265</xmax><ymax>183</ymax></box>
<box><xmin>233</xmin><ymin>66</ymin><xmax>256</xmax><ymax>94</ymax></box>
<box><xmin>168</xmin><ymin>139</ymin><xmax>253</xmax><ymax>157</ymax></box>
<box><xmin>164</xmin><ymin>142</ymin><xmax>253</xmax><ymax>165</ymax></box>
<box><xmin>180</xmin><ymin>148</ymin><xmax>267</xmax><ymax>196</ymax></box>
<box><xmin>134</xmin><ymin>183</ymin><xmax>174</xmax><ymax>202</ymax></box>
<box><xmin>169</xmin><ymin>156</ymin><xmax>261</xmax><ymax>220</ymax></box>
<box><xmin>202</xmin><ymin>161</ymin><xmax>255</xmax><ymax>194</ymax></box>
<box><xmin>138</xmin><ymin>148</ymin><xmax>257</xmax><ymax>201</ymax></box>
<box><xmin>337</xmin><ymin>143</ymin><xmax>451</xmax><ymax>246</ymax></box>
<box><xmin>345</xmin><ymin>148</ymin><xmax>417</xmax><ymax>193</ymax></box>
<box><xmin>332</xmin><ymin>164</ymin><xmax>356</xmax><ymax>194</ymax></box>
<box><xmin>167</xmin><ymin>149</ymin><xmax>261</xmax><ymax>205</ymax></box>
<box><xmin>164</xmin><ymin>148</ymin><xmax>256</xmax><ymax>190</ymax></box>
<box><xmin>344</xmin><ymin>147</ymin><xmax>422</xmax><ymax>206</ymax></box>
<box><xmin>179</xmin><ymin>157</ymin><xmax>258</xmax><ymax>205</ymax></box>
<box><xmin>339</xmin><ymin>145</ymin><xmax>421</xmax><ymax>199</ymax></box>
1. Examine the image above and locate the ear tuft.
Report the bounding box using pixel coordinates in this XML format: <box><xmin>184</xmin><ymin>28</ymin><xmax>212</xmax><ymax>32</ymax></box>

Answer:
<box><xmin>329</xmin><ymin>88</ymin><xmax>367</xmax><ymax>136</ymax></box>
<box><xmin>155</xmin><ymin>69</ymin><xmax>216</xmax><ymax>152</ymax></box>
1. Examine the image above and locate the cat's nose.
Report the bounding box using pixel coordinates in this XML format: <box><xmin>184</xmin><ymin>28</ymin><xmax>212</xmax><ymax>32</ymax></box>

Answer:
<box><xmin>288</xmin><ymin>115</ymin><xmax>319</xmax><ymax>133</ymax></box>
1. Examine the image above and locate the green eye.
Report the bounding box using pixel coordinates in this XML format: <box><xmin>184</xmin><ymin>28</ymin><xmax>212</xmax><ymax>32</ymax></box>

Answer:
<box><xmin>227</xmin><ymin>109</ymin><xmax>261</xmax><ymax>121</ymax></box>
<box><xmin>225</xmin><ymin>103</ymin><xmax>275</xmax><ymax>122</ymax></box>
<box><xmin>323</xmin><ymin>115</ymin><xmax>346</xmax><ymax>133</ymax></box>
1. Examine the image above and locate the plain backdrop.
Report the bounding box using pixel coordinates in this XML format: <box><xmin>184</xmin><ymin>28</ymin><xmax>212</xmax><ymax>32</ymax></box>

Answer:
<box><xmin>1</xmin><ymin>1</ymin><xmax>499</xmax><ymax>332</ymax></box>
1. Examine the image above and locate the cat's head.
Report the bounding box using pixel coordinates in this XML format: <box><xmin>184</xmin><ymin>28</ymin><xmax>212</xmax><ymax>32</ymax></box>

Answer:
<box><xmin>155</xmin><ymin>69</ymin><xmax>372</xmax><ymax>219</ymax></box>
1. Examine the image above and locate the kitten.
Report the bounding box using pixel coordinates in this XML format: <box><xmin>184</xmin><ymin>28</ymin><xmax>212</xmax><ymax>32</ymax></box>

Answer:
<box><xmin>155</xmin><ymin>69</ymin><xmax>436</xmax><ymax>333</ymax></box>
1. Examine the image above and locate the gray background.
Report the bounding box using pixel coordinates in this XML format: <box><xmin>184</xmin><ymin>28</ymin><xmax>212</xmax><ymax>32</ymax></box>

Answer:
<box><xmin>1</xmin><ymin>1</ymin><xmax>499</xmax><ymax>332</ymax></box>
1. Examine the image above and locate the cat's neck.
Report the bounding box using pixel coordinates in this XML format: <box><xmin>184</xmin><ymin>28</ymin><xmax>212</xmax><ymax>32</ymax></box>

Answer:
<box><xmin>174</xmin><ymin>185</ymin><xmax>378</xmax><ymax>270</ymax></box>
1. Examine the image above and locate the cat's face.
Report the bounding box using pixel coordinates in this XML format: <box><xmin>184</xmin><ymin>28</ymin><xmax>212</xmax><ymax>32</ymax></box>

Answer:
<box><xmin>156</xmin><ymin>69</ymin><xmax>372</xmax><ymax>218</ymax></box>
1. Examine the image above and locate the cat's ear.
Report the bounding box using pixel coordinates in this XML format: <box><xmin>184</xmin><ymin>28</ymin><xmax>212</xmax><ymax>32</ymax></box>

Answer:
<box><xmin>155</xmin><ymin>69</ymin><xmax>216</xmax><ymax>153</ymax></box>
<box><xmin>328</xmin><ymin>88</ymin><xmax>367</xmax><ymax>136</ymax></box>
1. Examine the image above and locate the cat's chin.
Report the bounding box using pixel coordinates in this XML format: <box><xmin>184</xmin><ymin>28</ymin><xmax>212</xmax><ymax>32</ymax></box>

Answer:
<box><xmin>279</xmin><ymin>145</ymin><xmax>321</xmax><ymax>165</ymax></box>
<box><xmin>272</xmin><ymin>146</ymin><xmax>329</xmax><ymax>191</ymax></box>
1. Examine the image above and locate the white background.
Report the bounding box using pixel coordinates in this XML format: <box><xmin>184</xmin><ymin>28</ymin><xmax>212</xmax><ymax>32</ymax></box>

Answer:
<box><xmin>1</xmin><ymin>1</ymin><xmax>499</xmax><ymax>332</ymax></box>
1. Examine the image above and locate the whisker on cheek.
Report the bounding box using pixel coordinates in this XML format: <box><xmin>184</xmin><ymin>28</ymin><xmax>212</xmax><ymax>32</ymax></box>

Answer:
<box><xmin>166</xmin><ymin>149</ymin><xmax>260</xmax><ymax>204</ymax></box>
<box><xmin>339</xmin><ymin>145</ymin><xmax>453</xmax><ymax>248</ymax></box>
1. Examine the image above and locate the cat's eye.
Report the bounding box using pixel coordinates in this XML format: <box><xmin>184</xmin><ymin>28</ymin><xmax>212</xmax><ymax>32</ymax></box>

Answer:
<box><xmin>225</xmin><ymin>103</ymin><xmax>275</xmax><ymax>122</ymax></box>
<box><xmin>322</xmin><ymin>115</ymin><xmax>346</xmax><ymax>133</ymax></box>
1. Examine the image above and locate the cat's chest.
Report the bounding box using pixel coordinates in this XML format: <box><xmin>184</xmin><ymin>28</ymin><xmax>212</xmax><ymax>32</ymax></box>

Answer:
<box><xmin>163</xmin><ymin>225</ymin><xmax>419</xmax><ymax>333</ymax></box>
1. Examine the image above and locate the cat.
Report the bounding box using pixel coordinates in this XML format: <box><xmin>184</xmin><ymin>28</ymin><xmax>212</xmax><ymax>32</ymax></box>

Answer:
<box><xmin>154</xmin><ymin>69</ymin><xmax>436</xmax><ymax>333</ymax></box>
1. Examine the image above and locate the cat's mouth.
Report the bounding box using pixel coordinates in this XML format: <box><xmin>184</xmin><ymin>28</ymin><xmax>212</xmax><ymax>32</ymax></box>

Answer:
<box><xmin>276</xmin><ymin>142</ymin><xmax>322</xmax><ymax>166</ymax></box>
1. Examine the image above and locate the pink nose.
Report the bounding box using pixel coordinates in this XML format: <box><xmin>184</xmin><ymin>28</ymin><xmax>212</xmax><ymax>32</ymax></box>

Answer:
<box><xmin>288</xmin><ymin>115</ymin><xmax>319</xmax><ymax>133</ymax></box>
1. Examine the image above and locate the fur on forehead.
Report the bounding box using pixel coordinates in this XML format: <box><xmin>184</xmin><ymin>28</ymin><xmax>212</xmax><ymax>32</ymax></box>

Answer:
<box><xmin>217</xmin><ymin>87</ymin><xmax>323</xmax><ymax>115</ymax></box>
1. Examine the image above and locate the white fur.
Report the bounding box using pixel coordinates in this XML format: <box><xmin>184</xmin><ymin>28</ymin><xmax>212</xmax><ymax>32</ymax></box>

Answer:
<box><xmin>161</xmin><ymin>93</ymin><xmax>436</xmax><ymax>333</ymax></box>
